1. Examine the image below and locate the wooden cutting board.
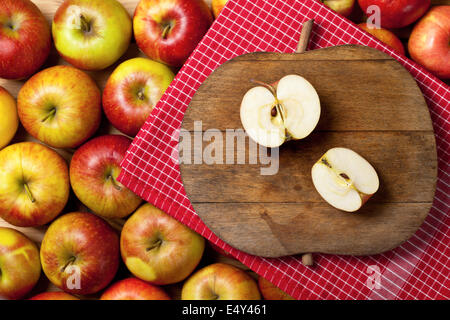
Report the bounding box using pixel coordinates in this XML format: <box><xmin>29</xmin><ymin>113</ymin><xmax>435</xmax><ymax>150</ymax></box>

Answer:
<box><xmin>180</xmin><ymin>44</ymin><xmax>438</xmax><ymax>258</ymax></box>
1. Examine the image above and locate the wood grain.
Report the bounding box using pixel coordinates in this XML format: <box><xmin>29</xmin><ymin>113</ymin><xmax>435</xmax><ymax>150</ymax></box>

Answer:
<box><xmin>180</xmin><ymin>45</ymin><xmax>437</xmax><ymax>258</ymax></box>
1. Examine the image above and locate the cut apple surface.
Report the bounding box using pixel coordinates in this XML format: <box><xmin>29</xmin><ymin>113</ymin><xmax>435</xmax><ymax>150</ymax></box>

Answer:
<box><xmin>240</xmin><ymin>74</ymin><xmax>320</xmax><ymax>148</ymax></box>
<box><xmin>311</xmin><ymin>147</ymin><xmax>379</xmax><ymax>212</ymax></box>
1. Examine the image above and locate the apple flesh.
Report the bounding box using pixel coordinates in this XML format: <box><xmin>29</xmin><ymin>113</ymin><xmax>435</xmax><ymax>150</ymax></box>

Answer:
<box><xmin>311</xmin><ymin>147</ymin><xmax>379</xmax><ymax>212</ymax></box>
<box><xmin>40</xmin><ymin>212</ymin><xmax>119</xmax><ymax>295</ymax></box>
<box><xmin>120</xmin><ymin>203</ymin><xmax>205</xmax><ymax>285</ymax></box>
<box><xmin>52</xmin><ymin>0</ymin><xmax>132</xmax><ymax>71</ymax></box>
<box><xmin>212</xmin><ymin>0</ymin><xmax>228</xmax><ymax>18</ymax></box>
<box><xmin>70</xmin><ymin>135</ymin><xmax>142</xmax><ymax>219</ymax></box>
<box><xmin>0</xmin><ymin>86</ymin><xmax>18</xmax><ymax>149</ymax></box>
<box><xmin>258</xmin><ymin>276</ymin><xmax>295</xmax><ymax>300</ymax></box>
<box><xmin>321</xmin><ymin>0</ymin><xmax>355</xmax><ymax>17</ymax></box>
<box><xmin>101</xmin><ymin>278</ymin><xmax>171</xmax><ymax>300</ymax></box>
<box><xmin>0</xmin><ymin>0</ymin><xmax>51</xmax><ymax>80</ymax></box>
<box><xmin>181</xmin><ymin>263</ymin><xmax>261</xmax><ymax>300</ymax></box>
<box><xmin>0</xmin><ymin>142</ymin><xmax>69</xmax><ymax>227</ymax></box>
<box><xmin>0</xmin><ymin>227</ymin><xmax>41</xmax><ymax>300</ymax></box>
<box><xmin>103</xmin><ymin>58</ymin><xmax>175</xmax><ymax>136</ymax></box>
<box><xmin>358</xmin><ymin>23</ymin><xmax>405</xmax><ymax>55</ymax></box>
<box><xmin>133</xmin><ymin>0</ymin><xmax>213</xmax><ymax>67</ymax></box>
<box><xmin>408</xmin><ymin>6</ymin><xmax>450</xmax><ymax>80</ymax></box>
<box><xmin>357</xmin><ymin>0</ymin><xmax>430</xmax><ymax>29</ymax></box>
<box><xmin>240</xmin><ymin>74</ymin><xmax>321</xmax><ymax>148</ymax></box>
<box><xmin>29</xmin><ymin>292</ymin><xmax>79</xmax><ymax>300</ymax></box>
<box><xmin>17</xmin><ymin>65</ymin><xmax>101</xmax><ymax>149</ymax></box>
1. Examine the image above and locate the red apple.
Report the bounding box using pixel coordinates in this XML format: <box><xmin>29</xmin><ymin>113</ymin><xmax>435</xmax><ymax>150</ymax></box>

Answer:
<box><xmin>133</xmin><ymin>0</ymin><xmax>213</xmax><ymax>67</ymax></box>
<box><xmin>52</xmin><ymin>0</ymin><xmax>132</xmax><ymax>71</ymax></box>
<box><xmin>100</xmin><ymin>278</ymin><xmax>171</xmax><ymax>300</ymax></box>
<box><xmin>40</xmin><ymin>212</ymin><xmax>119</xmax><ymax>295</ymax></box>
<box><xmin>17</xmin><ymin>65</ymin><xmax>101</xmax><ymax>149</ymax></box>
<box><xmin>29</xmin><ymin>292</ymin><xmax>79</xmax><ymax>300</ymax></box>
<box><xmin>258</xmin><ymin>277</ymin><xmax>295</xmax><ymax>300</ymax></box>
<box><xmin>358</xmin><ymin>0</ymin><xmax>430</xmax><ymax>29</ymax></box>
<box><xmin>321</xmin><ymin>0</ymin><xmax>355</xmax><ymax>17</ymax></box>
<box><xmin>0</xmin><ymin>0</ymin><xmax>51</xmax><ymax>80</ymax></box>
<box><xmin>121</xmin><ymin>203</ymin><xmax>205</xmax><ymax>285</ymax></box>
<box><xmin>0</xmin><ymin>227</ymin><xmax>41</xmax><ymax>300</ymax></box>
<box><xmin>0</xmin><ymin>142</ymin><xmax>69</xmax><ymax>227</ymax></box>
<box><xmin>181</xmin><ymin>263</ymin><xmax>261</xmax><ymax>300</ymax></box>
<box><xmin>70</xmin><ymin>135</ymin><xmax>142</xmax><ymax>219</ymax></box>
<box><xmin>409</xmin><ymin>6</ymin><xmax>450</xmax><ymax>80</ymax></box>
<box><xmin>102</xmin><ymin>58</ymin><xmax>175</xmax><ymax>136</ymax></box>
<box><xmin>358</xmin><ymin>22</ymin><xmax>405</xmax><ymax>55</ymax></box>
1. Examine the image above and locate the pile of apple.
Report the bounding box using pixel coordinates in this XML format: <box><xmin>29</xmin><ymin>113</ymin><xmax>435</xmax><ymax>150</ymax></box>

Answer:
<box><xmin>322</xmin><ymin>0</ymin><xmax>449</xmax><ymax>80</ymax></box>
<box><xmin>0</xmin><ymin>0</ymin><xmax>293</xmax><ymax>301</ymax></box>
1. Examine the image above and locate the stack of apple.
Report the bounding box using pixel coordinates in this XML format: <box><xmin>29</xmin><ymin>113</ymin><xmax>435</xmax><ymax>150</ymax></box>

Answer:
<box><xmin>0</xmin><ymin>0</ymin><xmax>294</xmax><ymax>300</ymax></box>
<box><xmin>318</xmin><ymin>0</ymin><xmax>449</xmax><ymax>80</ymax></box>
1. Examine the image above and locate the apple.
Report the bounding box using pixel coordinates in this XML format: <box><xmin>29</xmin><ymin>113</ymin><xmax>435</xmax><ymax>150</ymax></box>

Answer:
<box><xmin>311</xmin><ymin>147</ymin><xmax>379</xmax><ymax>212</ymax></box>
<box><xmin>17</xmin><ymin>65</ymin><xmax>101</xmax><ymax>149</ymax></box>
<box><xmin>240</xmin><ymin>74</ymin><xmax>321</xmax><ymax>148</ymax></box>
<box><xmin>258</xmin><ymin>277</ymin><xmax>295</xmax><ymax>300</ymax></box>
<box><xmin>103</xmin><ymin>58</ymin><xmax>175</xmax><ymax>136</ymax></box>
<box><xmin>408</xmin><ymin>6</ymin><xmax>450</xmax><ymax>80</ymax></box>
<box><xmin>40</xmin><ymin>212</ymin><xmax>119</xmax><ymax>295</ymax></box>
<box><xmin>0</xmin><ymin>227</ymin><xmax>41</xmax><ymax>300</ymax></box>
<box><xmin>133</xmin><ymin>0</ymin><xmax>213</xmax><ymax>67</ymax></box>
<box><xmin>101</xmin><ymin>278</ymin><xmax>171</xmax><ymax>300</ymax></box>
<box><xmin>120</xmin><ymin>203</ymin><xmax>205</xmax><ymax>285</ymax></box>
<box><xmin>181</xmin><ymin>263</ymin><xmax>261</xmax><ymax>300</ymax></box>
<box><xmin>357</xmin><ymin>0</ymin><xmax>430</xmax><ymax>29</ymax></box>
<box><xmin>70</xmin><ymin>135</ymin><xmax>142</xmax><ymax>219</ymax></box>
<box><xmin>0</xmin><ymin>86</ymin><xmax>18</xmax><ymax>149</ymax></box>
<box><xmin>321</xmin><ymin>0</ymin><xmax>355</xmax><ymax>17</ymax></box>
<box><xmin>358</xmin><ymin>23</ymin><xmax>405</xmax><ymax>55</ymax></box>
<box><xmin>0</xmin><ymin>142</ymin><xmax>69</xmax><ymax>227</ymax></box>
<box><xmin>29</xmin><ymin>292</ymin><xmax>79</xmax><ymax>300</ymax></box>
<box><xmin>52</xmin><ymin>0</ymin><xmax>132</xmax><ymax>71</ymax></box>
<box><xmin>212</xmin><ymin>0</ymin><xmax>228</xmax><ymax>18</ymax></box>
<box><xmin>0</xmin><ymin>0</ymin><xmax>51</xmax><ymax>80</ymax></box>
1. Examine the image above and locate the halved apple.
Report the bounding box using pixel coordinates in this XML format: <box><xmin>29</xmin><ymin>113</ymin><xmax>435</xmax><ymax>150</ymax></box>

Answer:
<box><xmin>311</xmin><ymin>147</ymin><xmax>379</xmax><ymax>212</ymax></box>
<box><xmin>240</xmin><ymin>74</ymin><xmax>321</xmax><ymax>148</ymax></box>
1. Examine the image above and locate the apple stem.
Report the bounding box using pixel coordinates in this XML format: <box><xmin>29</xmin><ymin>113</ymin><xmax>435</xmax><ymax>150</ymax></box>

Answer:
<box><xmin>137</xmin><ymin>89</ymin><xmax>145</xmax><ymax>101</ymax></box>
<box><xmin>79</xmin><ymin>15</ymin><xmax>91</xmax><ymax>33</ymax></box>
<box><xmin>161</xmin><ymin>24</ymin><xmax>172</xmax><ymax>40</ymax></box>
<box><xmin>109</xmin><ymin>175</ymin><xmax>122</xmax><ymax>191</ymax></box>
<box><xmin>23</xmin><ymin>183</ymin><xmax>35</xmax><ymax>203</ymax></box>
<box><xmin>61</xmin><ymin>256</ymin><xmax>76</xmax><ymax>272</ymax></box>
<box><xmin>146</xmin><ymin>239</ymin><xmax>162</xmax><ymax>251</ymax></box>
<box><xmin>41</xmin><ymin>108</ymin><xmax>56</xmax><ymax>123</ymax></box>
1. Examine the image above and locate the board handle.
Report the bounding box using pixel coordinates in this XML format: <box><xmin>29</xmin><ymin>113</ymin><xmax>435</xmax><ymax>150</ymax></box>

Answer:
<box><xmin>296</xmin><ymin>18</ymin><xmax>315</xmax><ymax>267</ymax></box>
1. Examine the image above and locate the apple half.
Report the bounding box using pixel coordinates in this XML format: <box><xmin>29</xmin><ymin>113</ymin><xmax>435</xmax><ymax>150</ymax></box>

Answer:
<box><xmin>311</xmin><ymin>147</ymin><xmax>379</xmax><ymax>212</ymax></box>
<box><xmin>240</xmin><ymin>74</ymin><xmax>321</xmax><ymax>148</ymax></box>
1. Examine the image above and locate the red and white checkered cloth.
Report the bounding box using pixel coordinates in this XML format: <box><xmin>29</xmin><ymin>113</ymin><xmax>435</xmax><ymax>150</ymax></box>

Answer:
<box><xmin>118</xmin><ymin>0</ymin><xmax>450</xmax><ymax>299</ymax></box>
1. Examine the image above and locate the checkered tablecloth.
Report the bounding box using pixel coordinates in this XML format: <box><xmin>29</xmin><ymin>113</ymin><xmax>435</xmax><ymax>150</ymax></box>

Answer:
<box><xmin>118</xmin><ymin>0</ymin><xmax>450</xmax><ymax>299</ymax></box>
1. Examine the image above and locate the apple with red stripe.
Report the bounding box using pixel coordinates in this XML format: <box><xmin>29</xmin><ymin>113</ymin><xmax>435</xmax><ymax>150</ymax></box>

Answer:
<box><xmin>103</xmin><ymin>58</ymin><xmax>175</xmax><ymax>137</ymax></box>
<box><xmin>0</xmin><ymin>0</ymin><xmax>51</xmax><ymax>80</ymax></box>
<box><xmin>358</xmin><ymin>23</ymin><xmax>405</xmax><ymax>55</ymax></box>
<box><xmin>133</xmin><ymin>0</ymin><xmax>213</xmax><ymax>67</ymax></box>
<box><xmin>29</xmin><ymin>292</ymin><xmax>79</xmax><ymax>300</ymax></box>
<box><xmin>101</xmin><ymin>278</ymin><xmax>171</xmax><ymax>300</ymax></box>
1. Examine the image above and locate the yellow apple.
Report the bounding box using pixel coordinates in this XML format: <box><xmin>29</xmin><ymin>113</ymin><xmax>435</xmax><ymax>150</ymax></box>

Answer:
<box><xmin>212</xmin><ymin>0</ymin><xmax>228</xmax><ymax>18</ymax></box>
<box><xmin>0</xmin><ymin>87</ymin><xmax>18</xmax><ymax>149</ymax></box>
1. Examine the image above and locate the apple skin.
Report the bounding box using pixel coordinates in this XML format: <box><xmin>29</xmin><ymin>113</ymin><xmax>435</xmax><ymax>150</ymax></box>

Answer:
<box><xmin>0</xmin><ymin>0</ymin><xmax>51</xmax><ymax>80</ymax></box>
<box><xmin>133</xmin><ymin>0</ymin><xmax>213</xmax><ymax>67</ymax></box>
<box><xmin>70</xmin><ymin>135</ymin><xmax>142</xmax><ymax>219</ymax></box>
<box><xmin>358</xmin><ymin>23</ymin><xmax>405</xmax><ymax>55</ymax></box>
<box><xmin>40</xmin><ymin>212</ymin><xmax>120</xmax><ymax>295</ymax></box>
<box><xmin>103</xmin><ymin>58</ymin><xmax>175</xmax><ymax>136</ymax></box>
<box><xmin>29</xmin><ymin>292</ymin><xmax>79</xmax><ymax>300</ymax></box>
<box><xmin>0</xmin><ymin>227</ymin><xmax>41</xmax><ymax>300</ymax></box>
<box><xmin>0</xmin><ymin>86</ymin><xmax>18</xmax><ymax>149</ymax></box>
<box><xmin>408</xmin><ymin>6</ymin><xmax>450</xmax><ymax>80</ymax></box>
<box><xmin>357</xmin><ymin>0</ymin><xmax>430</xmax><ymax>29</ymax></box>
<box><xmin>0</xmin><ymin>142</ymin><xmax>69</xmax><ymax>227</ymax></box>
<box><xmin>17</xmin><ymin>65</ymin><xmax>101</xmax><ymax>149</ymax></box>
<box><xmin>322</xmin><ymin>0</ymin><xmax>355</xmax><ymax>17</ymax></box>
<box><xmin>181</xmin><ymin>263</ymin><xmax>261</xmax><ymax>300</ymax></box>
<box><xmin>121</xmin><ymin>203</ymin><xmax>205</xmax><ymax>285</ymax></box>
<box><xmin>101</xmin><ymin>278</ymin><xmax>171</xmax><ymax>300</ymax></box>
<box><xmin>52</xmin><ymin>0</ymin><xmax>132</xmax><ymax>71</ymax></box>
<box><xmin>212</xmin><ymin>0</ymin><xmax>228</xmax><ymax>18</ymax></box>
<box><xmin>258</xmin><ymin>277</ymin><xmax>295</xmax><ymax>300</ymax></box>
